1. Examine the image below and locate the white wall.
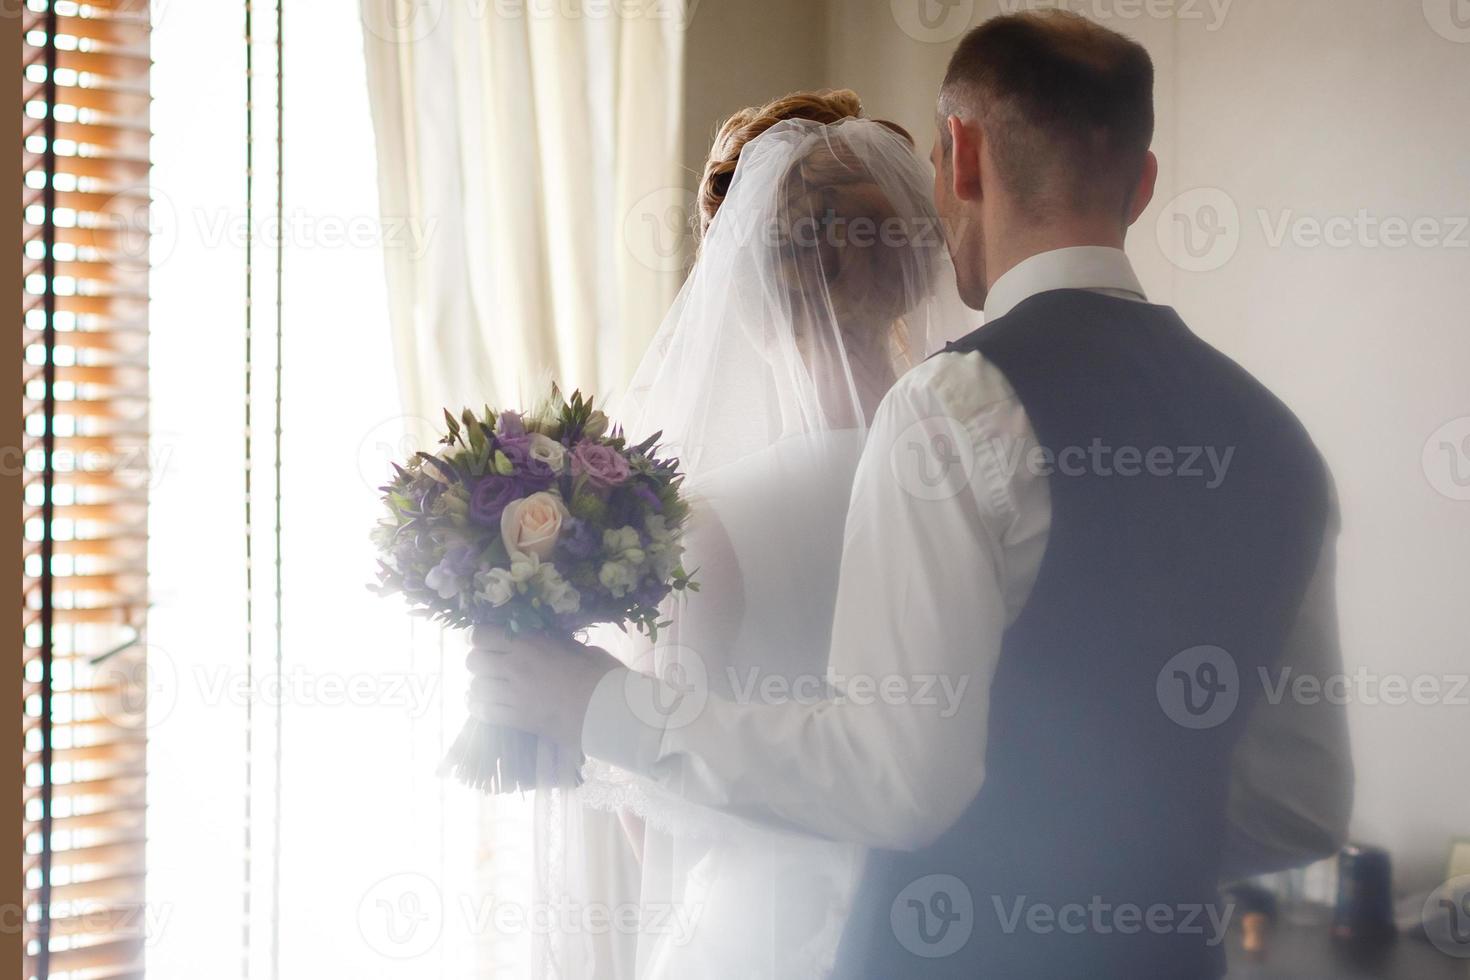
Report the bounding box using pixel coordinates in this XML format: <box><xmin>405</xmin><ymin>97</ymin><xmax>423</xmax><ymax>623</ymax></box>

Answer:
<box><xmin>1152</xmin><ymin>0</ymin><xmax>1470</xmax><ymax>893</ymax></box>
<box><xmin>685</xmin><ymin>0</ymin><xmax>1470</xmax><ymax>893</ymax></box>
<box><xmin>681</xmin><ymin>0</ymin><xmax>829</xmax><ymax>190</ymax></box>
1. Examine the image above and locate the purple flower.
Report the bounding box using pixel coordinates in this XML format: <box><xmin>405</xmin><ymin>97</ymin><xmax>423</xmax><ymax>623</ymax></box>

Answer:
<box><xmin>498</xmin><ymin>435</ymin><xmax>557</xmax><ymax>487</ymax></box>
<box><xmin>425</xmin><ymin>544</ymin><xmax>479</xmax><ymax>599</ymax></box>
<box><xmin>559</xmin><ymin>517</ymin><xmax>601</xmax><ymax>560</ymax></box>
<box><xmin>470</xmin><ymin>475</ymin><xmax>521</xmax><ymax>526</ymax></box>
<box><xmin>441</xmin><ymin>543</ymin><xmax>480</xmax><ymax>576</ymax></box>
<box><xmin>571</xmin><ymin>441</ymin><xmax>632</xmax><ymax>488</ymax></box>
<box><xmin>497</xmin><ymin>410</ymin><xmax>526</xmax><ymax>437</ymax></box>
<box><xmin>631</xmin><ymin>481</ymin><xmax>663</xmax><ymax>513</ymax></box>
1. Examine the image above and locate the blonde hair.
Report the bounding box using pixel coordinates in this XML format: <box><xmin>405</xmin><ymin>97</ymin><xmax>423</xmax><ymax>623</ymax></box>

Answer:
<box><xmin>696</xmin><ymin>89</ymin><xmax>913</xmax><ymax>241</ymax></box>
<box><xmin>696</xmin><ymin>89</ymin><xmax>930</xmax><ymax>374</ymax></box>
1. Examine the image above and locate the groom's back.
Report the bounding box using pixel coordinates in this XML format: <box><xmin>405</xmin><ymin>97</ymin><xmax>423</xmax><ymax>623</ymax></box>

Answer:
<box><xmin>837</xmin><ymin>289</ymin><xmax>1329</xmax><ymax>979</ymax></box>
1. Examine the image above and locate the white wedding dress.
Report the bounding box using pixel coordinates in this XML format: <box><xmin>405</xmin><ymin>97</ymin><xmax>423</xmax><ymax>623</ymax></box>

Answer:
<box><xmin>583</xmin><ymin>430</ymin><xmax>868</xmax><ymax>977</ymax></box>
<box><xmin>566</xmin><ymin>117</ymin><xmax>969</xmax><ymax>979</ymax></box>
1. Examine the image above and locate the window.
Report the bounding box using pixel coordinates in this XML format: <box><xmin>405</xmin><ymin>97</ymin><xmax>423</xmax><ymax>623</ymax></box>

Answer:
<box><xmin>22</xmin><ymin>2</ymin><xmax>152</xmax><ymax>977</ymax></box>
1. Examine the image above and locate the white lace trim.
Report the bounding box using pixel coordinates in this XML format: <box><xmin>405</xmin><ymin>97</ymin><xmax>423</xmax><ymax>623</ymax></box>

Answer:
<box><xmin>576</xmin><ymin>758</ymin><xmax>766</xmax><ymax>844</ymax></box>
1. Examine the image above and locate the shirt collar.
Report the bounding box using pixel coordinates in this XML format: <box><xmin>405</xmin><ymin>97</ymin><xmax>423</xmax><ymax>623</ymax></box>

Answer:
<box><xmin>983</xmin><ymin>246</ymin><xmax>1146</xmax><ymax>321</ymax></box>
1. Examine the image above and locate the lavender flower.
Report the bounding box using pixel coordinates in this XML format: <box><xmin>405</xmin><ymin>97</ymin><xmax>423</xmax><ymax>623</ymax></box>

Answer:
<box><xmin>498</xmin><ymin>435</ymin><xmax>557</xmax><ymax>487</ymax></box>
<box><xmin>631</xmin><ymin>480</ymin><xmax>663</xmax><ymax>513</ymax></box>
<box><xmin>558</xmin><ymin>517</ymin><xmax>601</xmax><ymax>560</ymax></box>
<box><xmin>469</xmin><ymin>475</ymin><xmax>521</xmax><ymax>526</ymax></box>
<box><xmin>497</xmin><ymin>410</ymin><xmax>526</xmax><ymax>437</ymax></box>
<box><xmin>425</xmin><ymin>544</ymin><xmax>478</xmax><ymax>599</ymax></box>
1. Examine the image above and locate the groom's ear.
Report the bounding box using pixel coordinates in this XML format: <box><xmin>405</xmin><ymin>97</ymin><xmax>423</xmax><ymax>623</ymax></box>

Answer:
<box><xmin>1125</xmin><ymin>150</ymin><xmax>1159</xmax><ymax>226</ymax></box>
<box><xmin>947</xmin><ymin>115</ymin><xmax>983</xmax><ymax>203</ymax></box>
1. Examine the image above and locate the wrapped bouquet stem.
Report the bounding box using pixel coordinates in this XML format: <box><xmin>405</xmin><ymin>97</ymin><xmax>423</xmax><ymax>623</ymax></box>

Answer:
<box><xmin>370</xmin><ymin>389</ymin><xmax>697</xmax><ymax>794</ymax></box>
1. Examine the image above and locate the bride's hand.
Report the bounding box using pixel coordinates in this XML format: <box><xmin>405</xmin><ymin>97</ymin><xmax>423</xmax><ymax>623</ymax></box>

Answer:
<box><xmin>464</xmin><ymin>627</ymin><xmax>622</xmax><ymax>749</ymax></box>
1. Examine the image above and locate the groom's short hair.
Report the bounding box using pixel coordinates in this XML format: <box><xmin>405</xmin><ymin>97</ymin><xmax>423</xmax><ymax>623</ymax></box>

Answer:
<box><xmin>939</xmin><ymin>11</ymin><xmax>1154</xmax><ymax>216</ymax></box>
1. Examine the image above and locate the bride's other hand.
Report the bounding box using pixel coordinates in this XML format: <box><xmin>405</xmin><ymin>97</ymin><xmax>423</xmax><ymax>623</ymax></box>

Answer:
<box><xmin>464</xmin><ymin>628</ymin><xmax>622</xmax><ymax>749</ymax></box>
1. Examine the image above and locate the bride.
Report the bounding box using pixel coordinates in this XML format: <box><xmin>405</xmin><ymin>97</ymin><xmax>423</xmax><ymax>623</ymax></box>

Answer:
<box><xmin>564</xmin><ymin>90</ymin><xmax>969</xmax><ymax>978</ymax></box>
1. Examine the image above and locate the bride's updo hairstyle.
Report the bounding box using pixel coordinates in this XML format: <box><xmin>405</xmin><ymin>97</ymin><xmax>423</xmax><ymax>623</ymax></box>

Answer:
<box><xmin>697</xmin><ymin>90</ymin><xmax>940</xmax><ymax>386</ymax></box>
<box><xmin>697</xmin><ymin>89</ymin><xmax>911</xmax><ymax>241</ymax></box>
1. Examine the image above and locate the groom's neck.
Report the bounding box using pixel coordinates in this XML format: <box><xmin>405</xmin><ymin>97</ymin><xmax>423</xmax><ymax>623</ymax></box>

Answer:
<box><xmin>983</xmin><ymin>212</ymin><xmax>1129</xmax><ymax>294</ymax></box>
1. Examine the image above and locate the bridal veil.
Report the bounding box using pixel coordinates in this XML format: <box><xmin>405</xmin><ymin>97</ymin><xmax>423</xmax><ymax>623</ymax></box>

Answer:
<box><xmin>541</xmin><ymin>116</ymin><xmax>972</xmax><ymax>978</ymax></box>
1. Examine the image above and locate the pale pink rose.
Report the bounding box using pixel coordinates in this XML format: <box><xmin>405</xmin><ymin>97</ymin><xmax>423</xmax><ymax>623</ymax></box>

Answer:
<box><xmin>500</xmin><ymin>491</ymin><xmax>568</xmax><ymax>560</ymax></box>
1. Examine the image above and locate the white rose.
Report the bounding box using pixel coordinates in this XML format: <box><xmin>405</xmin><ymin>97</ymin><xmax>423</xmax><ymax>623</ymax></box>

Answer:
<box><xmin>527</xmin><ymin>433</ymin><xmax>567</xmax><ymax>474</ymax></box>
<box><xmin>598</xmin><ymin>559</ymin><xmax>639</xmax><ymax>598</ymax></box>
<box><xmin>475</xmin><ymin>568</ymin><xmax>516</xmax><ymax>607</ymax></box>
<box><xmin>501</xmin><ymin>491</ymin><xmax>568</xmax><ymax>560</ymax></box>
<box><xmin>535</xmin><ymin>564</ymin><xmax>581</xmax><ymax>615</ymax></box>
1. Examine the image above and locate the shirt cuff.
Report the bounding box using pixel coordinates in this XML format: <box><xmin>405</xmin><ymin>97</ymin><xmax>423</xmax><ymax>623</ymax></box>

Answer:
<box><xmin>580</xmin><ymin>666</ymin><xmax>669</xmax><ymax>775</ymax></box>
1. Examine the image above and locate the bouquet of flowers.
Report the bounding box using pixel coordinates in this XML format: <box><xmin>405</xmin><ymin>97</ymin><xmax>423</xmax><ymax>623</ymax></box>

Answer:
<box><xmin>370</xmin><ymin>388</ymin><xmax>697</xmax><ymax>793</ymax></box>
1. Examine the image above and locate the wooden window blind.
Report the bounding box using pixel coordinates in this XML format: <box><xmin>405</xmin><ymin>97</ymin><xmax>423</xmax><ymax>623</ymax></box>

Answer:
<box><xmin>21</xmin><ymin>1</ymin><xmax>152</xmax><ymax>977</ymax></box>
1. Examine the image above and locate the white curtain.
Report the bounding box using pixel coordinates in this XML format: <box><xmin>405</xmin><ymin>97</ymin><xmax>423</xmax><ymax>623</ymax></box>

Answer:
<box><xmin>358</xmin><ymin>0</ymin><xmax>688</xmax><ymax>418</ymax></box>
<box><xmin>357</xmin><ymin>4</ymin><xmax>686</xmax><ymax>977</ymax></box>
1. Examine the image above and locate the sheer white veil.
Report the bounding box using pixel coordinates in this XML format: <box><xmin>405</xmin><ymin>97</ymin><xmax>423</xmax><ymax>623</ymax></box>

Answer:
<box><xmin>619</xmin><ymin>116</ymin><xmax>969</xmax><ymax>471</ymax></box>
<box><xmin>528</xmin><ymin>118</ymin><xmax>973</xmax><ymax>979</ymax></box>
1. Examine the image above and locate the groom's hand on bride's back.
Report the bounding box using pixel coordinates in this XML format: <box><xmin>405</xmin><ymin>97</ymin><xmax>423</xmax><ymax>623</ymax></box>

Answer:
<box><xmin>464</xmin><ymin>627</ymin><xmax>622</xmax><ymax>749</ymax></box>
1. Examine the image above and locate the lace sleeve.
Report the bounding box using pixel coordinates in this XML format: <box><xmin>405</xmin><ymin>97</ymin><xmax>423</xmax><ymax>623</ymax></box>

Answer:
<box><xmin>576</xmin><ymin>756</ymin><xmax>768</xmax><ymax>845</ymax></box>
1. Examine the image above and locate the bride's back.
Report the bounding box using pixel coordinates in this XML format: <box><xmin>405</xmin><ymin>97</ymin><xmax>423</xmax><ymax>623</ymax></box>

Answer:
<box><xmin>591</xmin><ymin>91</ymin><xmax>969</xmax><ymax>979</ymax></box>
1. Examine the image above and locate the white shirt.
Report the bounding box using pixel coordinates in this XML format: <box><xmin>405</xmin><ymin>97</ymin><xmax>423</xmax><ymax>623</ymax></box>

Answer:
<box><xmin>584</xmin><ymin>246</ymin><xmax>1353</xmax><ymax>876</ymax></box>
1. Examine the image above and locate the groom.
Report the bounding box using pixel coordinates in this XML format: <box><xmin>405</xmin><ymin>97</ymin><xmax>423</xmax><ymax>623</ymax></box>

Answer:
<box><xmin>468</xmin><ymin>11</ymin><xmax>1352</xmax><ymax>978</ymax></box>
